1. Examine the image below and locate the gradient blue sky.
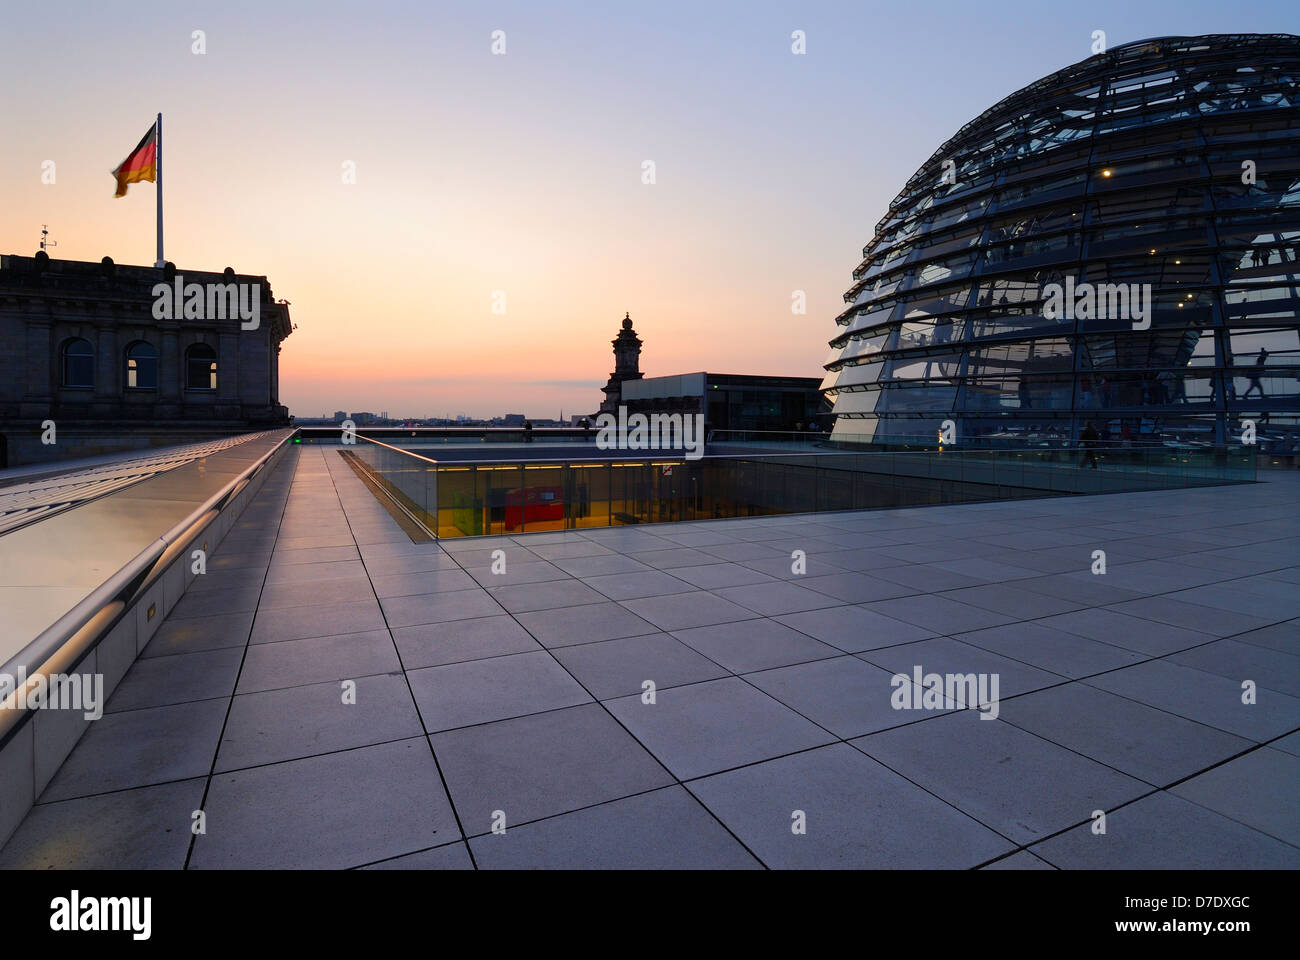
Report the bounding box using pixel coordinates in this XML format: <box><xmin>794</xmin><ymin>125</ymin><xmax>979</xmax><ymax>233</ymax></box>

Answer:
<box><xmin>3</xmin><ymin>1</ymin><xmax>1297</xmax><ymax>418</ymax></box>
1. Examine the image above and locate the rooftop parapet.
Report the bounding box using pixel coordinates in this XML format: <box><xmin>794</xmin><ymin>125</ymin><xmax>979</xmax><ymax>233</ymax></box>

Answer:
<box><xmin>0</xmin><ymin>252</ymin><xmax>293</xmax><ymax>343</ymax></box>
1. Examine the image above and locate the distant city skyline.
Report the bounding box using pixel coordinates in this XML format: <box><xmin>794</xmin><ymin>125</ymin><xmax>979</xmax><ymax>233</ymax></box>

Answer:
<box><xmin>3</xmin><ymin>1</ymin><xmax>1297</xmax><ymax>417</ymax></box>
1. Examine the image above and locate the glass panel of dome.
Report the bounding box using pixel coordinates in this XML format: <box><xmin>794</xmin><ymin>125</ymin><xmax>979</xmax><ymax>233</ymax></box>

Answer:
<box><xmin>1146</xmin><ymin>370</ymin><xmax>1215</xmax><ymax>405</ymax></box>
<box><xmin>902</xmin><ymin>284</ymin><xmax>971</xmax><ymax>318</ymax></box>
<box><xmin>852</xmin><ymin>275</ymin><xmax>904</xmax><ymax>303</ymax></box>
<box><xmin>995</xmin><ymin>179</ymin><xmax>1089</xmax><ymax>214</ymax></box>
<box><xmin>830</xmin><ymin>393</ymin><xmax>881</xmax><ymax>415</ymax></box>
<box><xmin>916</xmin><ymin>253</ymin><xmax>976</xmax><ymax>286</ymax></box>
<box><xmin>870</xmin><ymin>248</ymin><xmax>910</xmax><ymax>274</ymax></box>
<box><xmin>1227</xmin><ymin>328</ymin><xmax>1300</xmax><ymax>361</ymax></box>
<box><xmin>1221</xmin><ymin>260</ymin><xmax>1300</xmax><ymax>290</ymax></box>
<box><xmin>929</xmin><ymin>197</ymin><xmax>991</xmax><ymax>232</ymax></box>
<box><xmin>1110</xmin><ymin>69</ymin><xmax>1178</xmax><ymax>93</ymax></box>
<box><xmin>1087</xmin><ymin>190</ymin><xmax>1204</xmax><ymax>225</ymax></box>
<box><xmin>974</xmin><ymin>279</ymin><xmax>1042</xmax><ymax>306</ymax></box>
<box><xmin>888</xmin><ymin>353</ymin><xmax>963</xmax><ymax>381</ymax></box>
<box><xmin>834</xmin><ymin>363</ymin><xmax>888</xmax><ymax>389</ymax></box>
<box><xmin>963</xmin><ymin>375</ymin><xmax>1073</xmax><ymax>411</ymax></box>
<box><xmin>844</xmin><ymin>306</ymin><xmax>897</xmax><ymax>337</ymax></box>
<box><xmin>967</xmin><ymin>312</ymin><xmax>1069</xmax><ymax>339</ymax></box>
<box><xmin>968</xmin><ymin>338</ymin><xmax>1073</xmax><ymax>370</ymax></box>
<box><xmin>840</xmin><ymin>334</ymin><xmax>892</xmax><ymax>361</ymax></box>
<box><xmin>1226</xmin><ymin>369</ymin><xmax>1300</xmax><ymax>401</ymax></box>
<box><xmin>983</xmin><ymin>234</ymin><xmax>1074</xmax><ymax>265</ymax></box>
<box><xmin>896</xmin><ymin>317</ymin><xmax>961</xmax><ymax>346</ymax></box>
<box><xmin>878</xmin><ymin>383</ymin><xmax>958</xmax><ymax>412</ymax></box>
<box><xmin>991</xmin><ymin>203</ymin><xmax>1083</xmax><ymax>237</ymax></box>
<box><xmin>1224</xmin><ymin>285</ymin><xmax>1300</xmax><ymax>323</ymax></box>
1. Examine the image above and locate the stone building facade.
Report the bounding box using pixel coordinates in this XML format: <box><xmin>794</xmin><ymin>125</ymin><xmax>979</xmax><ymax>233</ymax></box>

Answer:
<box><xmin>0</xmin><ymin>252</ymin><xmax>293</xmax><ymax>468</ymax></box>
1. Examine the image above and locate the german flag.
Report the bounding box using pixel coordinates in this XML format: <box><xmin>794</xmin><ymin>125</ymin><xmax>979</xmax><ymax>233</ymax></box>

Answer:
<box><xmin>111</xmin><ymin>123</ymin><xmax>157</xmax><ymax>198</ymax></box>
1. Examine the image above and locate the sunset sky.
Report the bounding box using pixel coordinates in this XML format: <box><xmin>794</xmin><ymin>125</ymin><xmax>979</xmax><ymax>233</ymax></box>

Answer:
<box><xmin>4</xmin><ymin>1</ymin><xmax>1297</xmax><ymax>418</ymax></box>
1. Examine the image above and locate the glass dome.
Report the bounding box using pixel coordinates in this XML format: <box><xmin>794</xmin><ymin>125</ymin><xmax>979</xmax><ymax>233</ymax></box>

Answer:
<box><xmin>823</xmin><ymin>34</ymin><xmax>1300</xmax><ymax>453</ymax></box>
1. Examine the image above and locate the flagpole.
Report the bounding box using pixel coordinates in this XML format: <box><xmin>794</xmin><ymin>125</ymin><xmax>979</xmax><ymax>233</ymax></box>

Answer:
<box><xmin>154</xmin><ymin>113</ymin><xmax>164</xmax><ymax>268</ymax></box>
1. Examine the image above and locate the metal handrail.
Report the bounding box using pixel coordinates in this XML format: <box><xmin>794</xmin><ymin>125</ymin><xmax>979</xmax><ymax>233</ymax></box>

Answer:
<box><xmin>347</xmin><ymin>434</ymin><xmax>1254</xmax><ymax>543</ymax></box>
<box><xmin>708</xmin><ymin>430</ymin><xmax>1243</xmax><ymax>450</ymax></box>
<box><xmin>352</xmin><ymin>433</ymin><xmax>440</xmax><ymax>465</ymax></box>
<box><xmin>0</xmin><ymin>429</ymin><xmax>294</xmax><ymax>745</ymax></box>
<box><xmin>357</xmin><ymin>444</ymin><xmax>1255</xmax><ymax>467</ymax></box>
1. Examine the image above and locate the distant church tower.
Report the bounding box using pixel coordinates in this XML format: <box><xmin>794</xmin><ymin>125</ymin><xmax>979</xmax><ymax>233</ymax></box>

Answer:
<box><xmin>599</xmin><ymin>312</ymin><xmax>643</xmax><ymax>414</ymax></box>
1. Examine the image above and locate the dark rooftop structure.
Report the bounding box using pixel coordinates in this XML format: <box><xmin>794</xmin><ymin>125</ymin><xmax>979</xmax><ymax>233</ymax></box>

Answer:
<box><xmin>622</xmin><ymin>372</ymin><xmax>829</xmax><ymax>433</ymax></box>
<box><xmin>0</xmin><ymin>252</ymin><xmax>293</xmax><ymax>467</ymax></box>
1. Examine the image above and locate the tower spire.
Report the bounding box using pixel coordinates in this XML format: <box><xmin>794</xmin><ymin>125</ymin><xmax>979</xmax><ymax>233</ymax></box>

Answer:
<box><xmin>599</xmin><ymin>311</ymin><xmax>644</xmax><ymax>414</ymax></box>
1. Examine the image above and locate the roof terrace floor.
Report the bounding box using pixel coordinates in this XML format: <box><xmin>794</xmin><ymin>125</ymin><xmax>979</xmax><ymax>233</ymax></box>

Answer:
<box><xmin>2</xmin><ymin>446</ymin><xmax>1297</xmax><ymax>869</ymax></box>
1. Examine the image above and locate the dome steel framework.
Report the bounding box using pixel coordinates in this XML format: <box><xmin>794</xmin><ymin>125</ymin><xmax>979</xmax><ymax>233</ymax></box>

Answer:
<box><xmin>822</xmin><ymin>34</ymin><xmax>1300</xmax><ymax>450</ymax></box>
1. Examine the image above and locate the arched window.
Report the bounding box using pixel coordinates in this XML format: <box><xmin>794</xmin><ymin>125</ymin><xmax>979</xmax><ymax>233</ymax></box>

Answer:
<box><xmin>185</xmin><ymin>343</ymin><xmax>217</xmax><ymax>390</ymax></box>
<box><xmin>61</xmin><ymin>338</ymin><xmax>95</xmax><ymax>387</ymax></box>
<box><xmin>125</xmin><ymin>341</ymin><xmax>159</xmax><ymax>390</ymax></box>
